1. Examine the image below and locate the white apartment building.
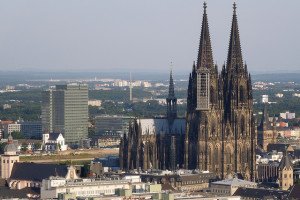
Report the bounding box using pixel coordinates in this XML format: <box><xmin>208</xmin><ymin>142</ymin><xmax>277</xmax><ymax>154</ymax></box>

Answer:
<box><xmin>41</xmin><ymin>176</ymin><xmax>145</xmax><ymax>199</ymax></box>
<box><xmin>293</xmin><ymin>93</ymin><xmax>300</xmax><ymax>97</ymax></box>
<box><xmin>88</xmin><ymin>99</ymin><xmax>102</xmax><ymax>107</ymax></box>
<box><xmin>142</xmin><ymin>81</ymin><xmax>152</xmax><ymax>88</ymax></box>
<box><xmin>3</xmin><ymin>123</ymin><xmax>21</xmax><ymax>137</ymax></box>
<box><xmin>275</xmin><ymin>93</ymin><xmax>284</xmax><ymax>98</ymax></box>
<box><xmin>280</xmin><ymin>111</ymin><xmax>296</xmax><ymax>119</ymax></box>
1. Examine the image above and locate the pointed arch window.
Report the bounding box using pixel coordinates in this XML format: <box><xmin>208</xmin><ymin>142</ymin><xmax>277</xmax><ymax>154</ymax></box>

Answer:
<box><xmin>239</xmin><ymin>86</ymin><xmax>246</xmax><ymax>103</ymax></box>
<box><xmin>215</xmin><ymin>146</ymin><xmax>220</xmax><ymax>166</ymax></box>
<box><xmin>225</xmin><ymin>147</ymin><xmax>232</xmax><ymax>164</ymax></box>
<box><xmin>211</xmin><ymin>124</ymin><xmax>217</xmax><ymax>137</ymax></box>
<box><xmin>210</xmin><ymin>86</ymin><xmax>215</xmax><ymax>104</ymax></box>
<box><xmin>241</xmin><ymin>116</ymin><xmax>246</xmax><ymax>136</ymax></box>
<box><xmin>246</xmin><ymin>146</ymin><xmax>250</xmax><ymax>163</ymax></box>
<box><xmin>239</xmin><ymin>146</ymin><xmax>243</xmax><ymax>163</ymax></box>
<box><xmin>208</xmin><ymin>147</ymin><xmax>212</xmax><ymax>165</ymax></box>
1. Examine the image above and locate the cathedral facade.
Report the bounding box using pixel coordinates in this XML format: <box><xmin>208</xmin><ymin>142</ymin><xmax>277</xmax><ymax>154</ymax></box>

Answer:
<box><xmin>120</xmin><ymin>3</ymin><xmax>256</xmax><ymax>181</ymax></box>
<box><xmin>185</xmin><ymin>3</ymin><xmax>256</xmax><ymax>181</ymax></box>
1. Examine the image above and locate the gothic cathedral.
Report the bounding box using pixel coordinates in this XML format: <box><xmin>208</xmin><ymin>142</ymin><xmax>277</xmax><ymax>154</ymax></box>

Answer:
<box><xmin>184</xmin><ymin>3</ymin><xmax>256</xmax><ymax>181</ymax></box>
<box><xmin>119</xmin><ymin>2</ymin><xmax>256</xmax><ymax>181</ymax></box>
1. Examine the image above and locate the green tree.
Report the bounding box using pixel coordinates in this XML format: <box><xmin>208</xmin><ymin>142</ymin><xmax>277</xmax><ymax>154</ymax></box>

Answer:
<box><xmin>80</xmin><ymin>164</ymin><xmax>90</xmax><ymax>177</ymax></box>
<box><xmin>11</xmin><ymin>131</ymin><xmax>25</xmax><ymax>139</ymax></box>
<box><xmin>57</xmin><ymin>143</ymin><xmax>61</xmax><ymax>151</ymax></box>
<box><xmin>88</xmin><ymin>127</ymin><xmax>95</xmax><ymax>138</ymax></box>
<box><xmin>0</xmin><ymin>142</ymin><xmax>6</xmax><ymax>154</ymax></box>
<box><xmin>21</xmin><ymin>143</ymin><xmax>28</xmax><ymax>152</ymax></box>
<box><xmin>34</xmin><ymin>142</ymin><xmax>42</xmax><ymax>150</ymax></box>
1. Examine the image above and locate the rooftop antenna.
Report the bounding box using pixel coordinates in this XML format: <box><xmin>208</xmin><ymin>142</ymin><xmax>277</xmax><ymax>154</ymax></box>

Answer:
<box><xmin>129</xmin><ymin>72</ymin><xmax>133</xmax><ymax>102</ymax></box>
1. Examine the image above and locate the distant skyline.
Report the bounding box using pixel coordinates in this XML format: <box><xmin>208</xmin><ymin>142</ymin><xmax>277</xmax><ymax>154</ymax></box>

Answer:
<box><xmin>0</xmin><ymin>0</ymin><xmax>299</xmax><ymax>73</ymax></box>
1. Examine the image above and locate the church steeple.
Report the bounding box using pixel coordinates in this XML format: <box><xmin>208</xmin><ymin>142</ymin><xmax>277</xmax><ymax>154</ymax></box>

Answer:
<box><xmin>168</xmin><ymin>69</ymin><xmax>175</xmax><ymax>99</ymax></box>
<box><xmin>197</xmin><ymin>2</ymin><xmax>214</xmax><ymax>70</ymax></box>
<box><xmin>278</xmin><ymin>148</ymin><xmax>293</xmax><ymax>190</ymax></box>
<box><xmin>226</xmin><ymin>2</ymin><xmax>243</xmax><ymax>71</ymax></box>
<box><xmin>166</xmin><ymin>68</ymin><xmax>177</xmax><ymax>122</ymax></box>
<box><xmin>258</xmin><ymin>103</ymin><xmax>271</xmax><ymax>131</ymax></box>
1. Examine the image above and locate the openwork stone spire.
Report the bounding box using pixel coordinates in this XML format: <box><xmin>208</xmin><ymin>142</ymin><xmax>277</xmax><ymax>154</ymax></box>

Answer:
<box><xmin>226</xmin><ymin>2</ymin><xmax>243</xmax><ymax>71</ymax></box>
<box><xmin>168</xmin><ymin>69</ymin><xmax>175</xmax><ymax>99</ymax></box>
<box><xmin>166</xmin><ymin>66</ymin><xmax>177</xmax><ymax>121</ymax></box>
<box><xmin>197</xmin><ymin>2</ymin><xmax>214</xmax><ymax>69</ymax></box>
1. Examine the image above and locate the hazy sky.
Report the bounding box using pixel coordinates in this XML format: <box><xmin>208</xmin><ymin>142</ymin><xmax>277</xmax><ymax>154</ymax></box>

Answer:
<box><xmin>0</xmin><ymin>0</ymin><xmax>299</xmax><ymax>74</ymax></box>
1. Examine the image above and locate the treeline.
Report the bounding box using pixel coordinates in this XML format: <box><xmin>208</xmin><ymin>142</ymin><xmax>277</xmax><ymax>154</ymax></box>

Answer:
<box><xmin>89</xmin><ymin>88</ymin><xmax>152</xmax><ymax>102</ymax></box>
<box><xmin>0</xmin><ymin>90</ymin><xmax>42</xmax><ymax>121</ymax></box>
<box><xmin>1</xmin><ymin>87</ymin><xmax>300</xmax><ymax>121</ymax></box>
<box><xmin>89</xmin><ymin>100</ymin><xmax>186</xmax><ymax>118</ymax></box>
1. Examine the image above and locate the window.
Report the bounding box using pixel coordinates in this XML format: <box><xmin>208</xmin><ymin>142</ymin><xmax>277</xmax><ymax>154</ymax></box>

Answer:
<box><xmin>197</xmin><ymin>72</ymin><xmax>210</xmax><ymax>110</ymax></box>
<box><xmin>284</xmin><ymin>174</ymin><xmax>287</xmax><ymax>178</ymax></box>
<box><xmin>239</xmin><ymin>86</ymin><xmax>245</xmax><ymax>102</ymax></box>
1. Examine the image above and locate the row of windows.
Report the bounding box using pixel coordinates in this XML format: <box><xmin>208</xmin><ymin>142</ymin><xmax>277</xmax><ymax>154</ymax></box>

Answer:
<box><xmin>281</xmin><ymin>174</ymin><xmax>292</xmax><ymax>178</ymax></box>
<box><xmin>183</xmin><ymin>180</ymin><xmax>205</xmax><ymax>185</ymax></box>
<box><xmin>75</xmin><ymin>189</ymin><xmax>114</xmax><ymax>195</ymax></box>
<box><xmin>2</xmin><ymin>159</ymin><xmax>18</xmax><ymax>164</ymax></box>
<box><xmin>212</xmin><ymin>188</ymin><xmax>230</xmax><ymax>194</ymax></box>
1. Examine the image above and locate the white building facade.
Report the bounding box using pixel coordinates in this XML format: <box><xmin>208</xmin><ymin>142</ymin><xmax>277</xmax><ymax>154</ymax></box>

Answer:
<box><xmin>43</xmin><ymin>133</ymin><xmax>68</xmax><ymax>151</ymax></box>
<box><xmin>41</xmin><ymin>176</ymin><xmax>145</xmax><ymax>199</ymax></box>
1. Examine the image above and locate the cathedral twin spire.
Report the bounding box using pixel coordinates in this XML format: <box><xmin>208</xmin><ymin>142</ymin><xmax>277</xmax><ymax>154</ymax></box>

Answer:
<box><xmin>197</xmin><ymin>2</ymin><xmax>214</xmax><ymax>70</ymax></box>
<box><xmin>197</xmin><ymin>2</ymin><xmax>244</xmax><ymax>73</ymax></box>
<box><xmin>185</xmin><ymin>2</ymin><xmax>255</xmax><ymax>180</ymax></box>
<box><xmin>226</xmin><ymin>3</ymin><xmax>244</xmax><ymax>71</ymax></box>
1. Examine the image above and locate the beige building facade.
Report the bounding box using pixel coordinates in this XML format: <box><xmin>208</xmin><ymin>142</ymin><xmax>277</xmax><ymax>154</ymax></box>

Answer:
<box><xmin>0</xmin><ymin>135</ymin><xmax>19</xmax><ymax>179</ymax></box>
<box><xmin>278</xmin><ymin>151</ymin><xmax>294</xmax><ymax>190</ymax></box>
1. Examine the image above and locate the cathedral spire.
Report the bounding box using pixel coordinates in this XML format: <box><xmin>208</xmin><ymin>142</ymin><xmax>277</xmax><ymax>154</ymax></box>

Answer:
<box><xmin>197</xmin><ymin>2</ymin><xmax>214</xmax><ymax>69</ymax></box>
<box><xmin>259</xmin><ymin>103</ymin><xmax>271</xmax><ymax>130</ymax></box>
<box><xmin>168</xmin><ymin>68</ymin><xmax>175</xmax><ymax>99</ymax></box>
<box><xmin>226</xmin><ymin>2</ymin><xmax>243</xmax><ymax>71</ymax></box>
<box><xmin>166</xmin><ymin>67</ymin><xmax>177</xmax><ymax>121</ymax></box>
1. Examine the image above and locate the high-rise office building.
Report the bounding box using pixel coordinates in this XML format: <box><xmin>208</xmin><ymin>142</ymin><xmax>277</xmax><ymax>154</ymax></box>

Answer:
<box><xmin>42</xmin><ymin>83</ymin><xmax>88</xmax><ymax>144</ymax></box>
